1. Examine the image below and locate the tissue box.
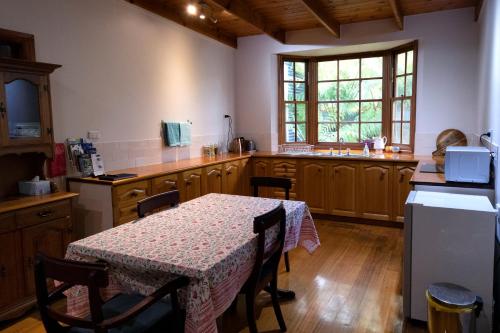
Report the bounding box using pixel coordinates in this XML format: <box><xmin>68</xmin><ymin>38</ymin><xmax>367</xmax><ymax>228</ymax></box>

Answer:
<box><xmin>18</xmin><ymin>180</ymin><xmax>51</xmax><ymax>196</ymax></box>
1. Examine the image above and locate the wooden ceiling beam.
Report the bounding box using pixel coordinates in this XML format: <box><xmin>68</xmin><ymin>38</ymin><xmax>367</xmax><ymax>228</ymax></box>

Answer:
<box><xmin>207</xmin><ymin>0</ymin><xmax>286</xmax><ymax>44</ymax></box>
<box><xmin>388</xmin><ymin>0</ymin><xmax>404</xmax><ymax>30</ymax></box>
<box><xmin>297</xmin><ymin>0</ymin><xmax>340</xmax><ymax>38</ymax></box>
<box><xmin>127</xmin><ymin>0</ymin><xmax>237</xmax><ymax>48</ymax></box>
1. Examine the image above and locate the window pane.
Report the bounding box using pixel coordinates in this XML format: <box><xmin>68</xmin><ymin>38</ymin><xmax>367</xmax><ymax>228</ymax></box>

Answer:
<box><xmin>318</xmin><ymin>123</ymin><xmax>337</xmax><ymax>142</ymax></box>
<box><xmin>405</xmin><ymin>75</ymin><xmax>413</xmax><ymax>96</ymax></box>
<box><xmin>406</xmin><ymin>51</ymin><xmax>414</xmax><ymax>73</ymax></box>
<box><xmin>297</xmin><ymin>104</ymin><xmax>306</xmax><ymax>122</ymax></box>
<box><xmin>396</xmin><ymin>76</ymin><xmax>405</xmax><ymax>97</ymax></box>
<box><xmin>361</xmin><ymin>79</ymin><xmax>382</xmax><ymax>100</ymax></box>
<box><xmin>339</xmin><ymin>102</ymin><xmax>359</xmax><ymax>122</ymax></box>
<box><xmin>339</xmin><ymin>59</ymin><xmax>360</xmax><ymax>79</ymax></box>
<box><xmin>318</xmin><ymin>103</ymin><xmax>337</xmax><ymax>122</ymax></box>
<box><xmin>361</xmin><ymin>123</ymin><xmax>382</xmax><ymax>140</ymax></box>
<box><xmin>402</xmin><ymin>123</ymin><xmax>410</xmax><ymax>144</ymax></box>
<box><xmin>297</xmin><ymin>123</ymin><xmax>306</xmax><ymax>142</ymax></box>
<box><xmin>295</xmin><ymin>83</ymin><xmax>306</xmax><ymax>101</ymax></box>
<box><xmin>361</xmin><ymin>101</ymin><xmax>382</xmax><ymax>121</ymax></box>
<box><xmin>361</xmin><ymin>57</ymin><xmax>383</xmax><ymax>78</ymax></box>
<box><xmin>295</xmin><ymin>62</ymin><xmax>305</xmax><ymax>81</ymax></box>
<box><xmin>339</xmin><ymin>123</ymin><xmax>359</xmax><ymax>142</ymax></box>
<box><xmin>318</xmin><ymin>61</ymin><xmax>337</xmax><ymax>81</ymax></box>
<box><xmin>393</xmin><ymin>100</ymin><xmax>401</xmax><ymax>121</ymax></box>
<box><xmin>339</xmin><ymin>81</ymin><xmax>359</xmax><ymax>100</ymax></box>
<box><xmin>285</xmin><ymin>103</ymin><xmax>295</xmax><ymax>122</ymax></box>
<box><xmin>286</xmin><ymin>124</ymin><xmax>296</xmax><ymax>142</ymax></box>
<box><xmin>403</xmin><ymin>99</ymin><xmax>411</xmax><ymax>121</ymax></box>
<box><xmin>392</xmin><ymin>122</ymin><xmax>401</xmax><ymax>144</ymax></box>
<box><xmin>284</xmin><ymin>82</ymin><xmax>294</xmax><ymax>101</ymax></box>
<box><xmin>318</xmin><ymin>82</ymin><xmax>337</xmax><ymax>101</ymax></box>
<box><xmin>284</xmin><ymin>61</ymin><xmax>294</xmax><ymax>81</ymax></box>
<box><xmin>397</xmin><ymin>53</ymin><xmax>405</xmax><ymax>75</ymax></box>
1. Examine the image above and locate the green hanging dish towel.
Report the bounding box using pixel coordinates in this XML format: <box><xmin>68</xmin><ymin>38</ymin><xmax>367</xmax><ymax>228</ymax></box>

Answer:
<box><xmin>180</xmin><ymin>122</ymin><xmax>191</xmax><ymax>146</ymax></box>
<box><xmin>162</xmin><ymin>121</ymin><xmax>181</xmax><ymax>147</ymax></box>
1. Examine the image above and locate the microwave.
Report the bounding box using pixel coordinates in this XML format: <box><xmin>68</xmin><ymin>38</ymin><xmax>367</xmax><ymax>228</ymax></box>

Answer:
<box><xmin>444</xmin><ymin>146</ymin><xmax>491</xmax><ymax>183</ymax></box>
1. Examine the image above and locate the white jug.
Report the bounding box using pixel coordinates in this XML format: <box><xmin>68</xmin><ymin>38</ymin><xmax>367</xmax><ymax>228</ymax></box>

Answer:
<box><xmin>373</xmin><ymin>136</ymin><xmax>387</xmax><ymax>151</ymax></box>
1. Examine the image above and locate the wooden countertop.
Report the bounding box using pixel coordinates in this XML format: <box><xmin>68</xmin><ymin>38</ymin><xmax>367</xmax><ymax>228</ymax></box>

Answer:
<box><xmin>0</xmin><ymin>192</ymin><xmax>79</xmax><ymax>214</ymax></box>
<box><xmin>67</xmin><ymin>153</ymin><xmax>253</xmax><ymax>186</ymax></box>
<box><xmin>410</xmin><ymin>157</ymin><xmax>495</xmax><ymax>189</ymax></box>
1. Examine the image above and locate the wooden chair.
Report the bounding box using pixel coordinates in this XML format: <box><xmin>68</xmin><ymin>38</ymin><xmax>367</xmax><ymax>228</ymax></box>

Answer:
<box><xmin>250</xmin><ymin>176</ymin><xmax>292</xmax><ymax>272</ymax></box>
<box><xmin>137</xmin><ymin>190</ymin><xmax>180</xmax><ymax>218</ymax></box>
<box><xmin>240</xmin><ymin>203</ymin><xmax>287</xmax><ymax>333</ymax></box>
<box><xmin>34</xmin><ymin>253</ymin><xmax>188</xmax><ymax>333</ymax></box>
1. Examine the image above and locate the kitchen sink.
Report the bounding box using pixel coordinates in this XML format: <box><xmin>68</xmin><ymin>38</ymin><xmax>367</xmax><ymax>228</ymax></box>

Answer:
<box><xmin>276</xmin><ymin>151</ymin><xmax>373</xmax><ymax>158</ymax></box>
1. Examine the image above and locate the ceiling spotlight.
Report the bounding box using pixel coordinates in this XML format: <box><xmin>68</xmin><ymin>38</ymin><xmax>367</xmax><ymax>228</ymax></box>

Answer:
<box><xmin>186</xmin><ymin>3</ymin><xmax>197</xmax><ymax>16</ymax></box>
<box><xmin>199</xmin><ymin>13</ymin><xmax>206</xmax><ymax>20</ymax></box>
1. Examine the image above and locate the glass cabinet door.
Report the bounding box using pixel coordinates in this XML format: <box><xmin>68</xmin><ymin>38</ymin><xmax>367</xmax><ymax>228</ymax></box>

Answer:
<box><xmin>0</xmin><ymin>72</ymin><xmax>50</xmax><ymax>145</ymax></box>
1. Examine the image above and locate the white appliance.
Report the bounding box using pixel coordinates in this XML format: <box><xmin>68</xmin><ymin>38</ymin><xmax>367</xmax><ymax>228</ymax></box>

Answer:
<box><xmin>445</xmin><ymin>146</ymin><xmax>491</xmax><ymax>183</ymax></box>
<box><xmin>404</xmin><ymin>191</ymin><xmax>497</xmax><ymax>331</ymax></box>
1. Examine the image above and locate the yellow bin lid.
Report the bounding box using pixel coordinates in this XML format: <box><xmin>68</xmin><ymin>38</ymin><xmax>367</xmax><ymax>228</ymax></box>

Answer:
<box><xmin>427</xmin><ymin>283</ymin><xmax>478</xmax><ymax>310</ymax></box>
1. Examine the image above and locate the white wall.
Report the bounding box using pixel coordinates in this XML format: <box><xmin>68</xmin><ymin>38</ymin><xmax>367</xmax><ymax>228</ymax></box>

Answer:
<box><xmin>0</xmin><ymin>0</ymin><xmax>235</xmax><ymax>170</ymax></box>
<box><xmin>477</xmin><ymin>0</ymin><xmax>500</xmax><ymax>205</ymax></box>
<box><xmin>235</xmin><ymin>8</ymin><xmax>479</xmax><ymax>154</ymax></box>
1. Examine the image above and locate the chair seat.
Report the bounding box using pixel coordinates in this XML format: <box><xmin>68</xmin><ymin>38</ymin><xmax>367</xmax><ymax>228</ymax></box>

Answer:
<box><xmin>69</xmin><ymin>294</ymin><xmax>173</xmax><ymax>333</ymax></box>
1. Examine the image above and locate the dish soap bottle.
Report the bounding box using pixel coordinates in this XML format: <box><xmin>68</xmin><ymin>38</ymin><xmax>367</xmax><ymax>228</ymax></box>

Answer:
<box><xmin>363</xmin><ymin>143</ymin><xmax>370</xmax><ymax>157</ymax></box>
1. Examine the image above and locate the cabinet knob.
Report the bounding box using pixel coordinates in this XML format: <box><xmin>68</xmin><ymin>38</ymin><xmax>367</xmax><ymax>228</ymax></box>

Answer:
<box><xmin>0</xmin><ymin>265</ymin><xmax>6</xmax><ymax>278</ymax></box>
<box><xmin>130</xmin><ymin>189</ymin><xmax>145</xmax><ymax>197</ymax></box>
<box><xmin>38</xmin><ymin>210</ymin><xmax>54</xmax><ymax>218</ymax></box>
<box><xmin>399</xmin><ymin>174</ymin><xmax>405</xmax><ymax>182</ymax></box>
<box><xmin>380</xmin><ymin>171</ymin><xmax>386</xmax><ymax>180</ymax></box>
<box><xmin>185</xmin><ymin>179</ymin><xmax>192</xmax><ymax>185</ymax></box>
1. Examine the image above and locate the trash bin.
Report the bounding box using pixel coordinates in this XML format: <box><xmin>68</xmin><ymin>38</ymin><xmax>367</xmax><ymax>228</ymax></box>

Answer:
<box><xmin>427</xmin><ymin>282</ymin><xmax>483</xmax><ymax>333</ymax></box>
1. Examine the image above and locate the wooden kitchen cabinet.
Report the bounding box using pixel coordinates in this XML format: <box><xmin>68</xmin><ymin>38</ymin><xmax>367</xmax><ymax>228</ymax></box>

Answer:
<box><xmin>113</xmin><ymin>180</ymin><xmax>151</xmax><ymax>226</ymax></box>
<box><xmin>252</xmin><ymin>158</ymin><xmax>272</xmax><ymax>197</ymax></box>
<box><xmin>239</xmin><ymin>158</ymin><xmax>251</xmax><ymax>196</ymax></box>
<box><xmin>329</xmin><ymin>162</ymin><xmax>358</xmax><ymax>217</ymax></box>
<box><xmin>271</xmin><ymin>159</ymin><xmax>297</xmax><ymax>199</ymax></box>
<box><xmin>393</xmin><ymin>164</ymin><xmax>416</xmax><ymax>222</ymax></box>
<box><xmin>21</xmin><ymin>217</ymin><xmax>72</xmax><ymax>295</ymax></box>
<box><xmin>300</xmin><ymin>161</ymin><xmax>329</xmax><ymax>214</ymax></box>
<box><xmin>152</xmin><ymin>173</ymin><xmax>179</xmax><ymax>195</ymax></box>
<box><xmin>181</xmin><ymin>168</ymin><xmax>203</xmax><ymax>202</ymax></box>
<box><xmin>0</xmin><ymin>230</ymin><xmax>22</xmax><ymax>309</ymax></box>
<box><xmin>204</xmin><ymin>164</ymin><xmax>223</xmax><ymax>194</ymax></box>
<box><xmin>359</xmin><ymin>163</ymin><xmax>394</xmax><ymax>221</ymax></box>
<box><xmin>222</xmin><ymin>161</ymin><xmax>241</xmax><ymax>195</ymax></box>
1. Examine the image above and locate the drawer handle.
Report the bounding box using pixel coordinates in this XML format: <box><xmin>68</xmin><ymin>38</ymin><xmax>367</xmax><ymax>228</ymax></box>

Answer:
<box><xmin>130</xmin><ymin>189</ymin><xmax>146</xmax><ymax>197</ymax></box>
<box><xmin>399</xmin><ymin>174</ymin><xmax>405</xmax><ymax>182</ymax></box>
<box><xmin>38</xmin><ymin>210</ymin><xmax>54</xmax><ymax>218</ymax></box>
<box><xmin>164</xmin><ymin>180</ymin><xmax>177</xmax><ymax>186</ymax></box>
<box><xmin>380</xmin><ymin>171</ymin><xmax>386</xmax><ymax>180</ymax></box>
<box><xmin>185</xmin><ymin>179</ymin><xmax>192</xmax><ymax>185</ymax></box>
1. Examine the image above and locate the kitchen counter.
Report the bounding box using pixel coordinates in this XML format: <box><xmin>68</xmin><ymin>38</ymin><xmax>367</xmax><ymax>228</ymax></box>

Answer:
<box><xmin>253</xmin><ymin>150</ymin><xmax>422</xmax><ymax>162</ymax></box>
<box><xmin>0</xmin><ymin>191</ymin><xmax>79</xmax><ymax>214</ymax></box>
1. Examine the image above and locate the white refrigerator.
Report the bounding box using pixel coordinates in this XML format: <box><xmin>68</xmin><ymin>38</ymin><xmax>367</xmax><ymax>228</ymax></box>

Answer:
<box><xmin>404</xmin><ymin>191</ymin><xmax>497</xmax><ymax>331</ymax></box>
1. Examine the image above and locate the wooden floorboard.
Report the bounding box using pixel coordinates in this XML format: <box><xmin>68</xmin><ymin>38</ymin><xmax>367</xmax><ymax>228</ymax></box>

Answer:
<box><xmin>0</xmin><ymin>220</ymin><xmax>427</xmax><ymax>333</ymax></box>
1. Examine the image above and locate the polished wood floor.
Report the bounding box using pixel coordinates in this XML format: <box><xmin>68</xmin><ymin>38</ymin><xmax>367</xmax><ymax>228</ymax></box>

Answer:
<box><xmin>1</xmin><ymin>220</ymin><xmax>427</xmax><ymax>333</ymax></box>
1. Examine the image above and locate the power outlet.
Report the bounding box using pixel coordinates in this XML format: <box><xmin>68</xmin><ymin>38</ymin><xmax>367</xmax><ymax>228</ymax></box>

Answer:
<box><xmin>87</xmin><ymin>130</ymin><xmax>101</xmax><ymax>140</ymax></box>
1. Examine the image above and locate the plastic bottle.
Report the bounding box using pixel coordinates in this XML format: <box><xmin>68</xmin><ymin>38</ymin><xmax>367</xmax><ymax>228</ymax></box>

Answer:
<box><xmin>363</xmin><ymin>143</ymin><xmax>370</xmax><ymax>157</ymax></box>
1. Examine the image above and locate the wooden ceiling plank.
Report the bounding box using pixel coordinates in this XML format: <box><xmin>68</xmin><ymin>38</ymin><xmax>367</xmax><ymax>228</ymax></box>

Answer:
<box><xmin>297</xmin><ymin>0</ymin><xmax>340</xmax><ymax>38</ymax></box>
<box><xmin>475</xmin><ymin>0</ymin><xmax>484</xmax><ymax>21</ymax></box>
<box><xmin>127</xmin><ymin>0</ymin><xmax>237</xmax><ymax>48</ymax></box>
<box><xmin>207</xmin><ymin>0</ymin><xmax>286</xmax><ymax>43</ymax></box>
<box><xmin>388</xmin><ymin>0</ymin><xmax>404</xmax><ymax>30</ymax></box>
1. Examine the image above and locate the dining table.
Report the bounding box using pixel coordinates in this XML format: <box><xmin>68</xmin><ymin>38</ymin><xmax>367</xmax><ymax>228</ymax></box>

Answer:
<box><xmin>64</xmin><ymin>193</ymin><xmax>320</xmax><ymax>333</ymax></box>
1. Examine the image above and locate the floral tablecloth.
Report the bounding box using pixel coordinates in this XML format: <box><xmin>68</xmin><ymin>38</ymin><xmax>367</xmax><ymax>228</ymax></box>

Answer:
<box><xmin>65</xmin><ymin>193</ymin><xmax>320</xmax><ymax>333</ymax></box>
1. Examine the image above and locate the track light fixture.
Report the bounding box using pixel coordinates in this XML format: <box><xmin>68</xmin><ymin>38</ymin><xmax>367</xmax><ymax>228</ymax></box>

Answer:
<box><xmin>186</xmin><ymin>1</ymin><xmax>218</xmax><ymax>23</ymax></box>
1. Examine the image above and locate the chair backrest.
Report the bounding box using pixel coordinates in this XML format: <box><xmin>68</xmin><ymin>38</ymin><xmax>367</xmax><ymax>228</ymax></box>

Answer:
<box><xmin>137</xmin><ymin>190</ymin><xmax>180</xmax><ymax>218</ymax></box>
<box><xmin>34</xmin><ymin>253</ymin><xmax>110</xmax><ymax>332</ymax></box>
<box><xmin>250</xmin><ymin>177</ymin><xmax>292</xmax><ymax>200</ymax></box>
<box><xmin>248</xmin><ymin>203</ymin><xmax>286</xmax><ymax>289</ymax></box>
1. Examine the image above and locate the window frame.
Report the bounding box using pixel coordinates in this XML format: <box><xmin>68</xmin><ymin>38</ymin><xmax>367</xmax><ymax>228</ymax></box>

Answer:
<box><xmin>278</xmin><ymin>41</ymin><xmax>418</xmax><ymax>152</ymax></box>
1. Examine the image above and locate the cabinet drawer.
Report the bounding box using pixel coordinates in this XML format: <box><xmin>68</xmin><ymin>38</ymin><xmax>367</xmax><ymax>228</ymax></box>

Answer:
<box><xmin>114</xmin><ymin>181</ymin><xmax>151</xmax><ymax>206</ymax></box>
<box><xmin>152</xmin><ymin>174</ymin><xmax>179</xmax><ymax>195</ymax></box>
<box><xmin>16</xmin><ymin>200</ymin><xmax>71</xmax><ymax>228</ymax></box>
<box><xmin>0</xmin><ymin>213</ymin><xmax>16</xmax><ymax>233</ymax></box>
<box><xmin>115</xmin><ymin>203</ymin><xmax>139</xmax><ymax>226</ymax></box>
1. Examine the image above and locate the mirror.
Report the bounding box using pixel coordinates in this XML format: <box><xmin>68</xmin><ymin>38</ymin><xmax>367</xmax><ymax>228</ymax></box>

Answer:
<box><xmin>5</xmin><ymin>79</ymin><xmax>41</xmax><ymax>138</ymax></box>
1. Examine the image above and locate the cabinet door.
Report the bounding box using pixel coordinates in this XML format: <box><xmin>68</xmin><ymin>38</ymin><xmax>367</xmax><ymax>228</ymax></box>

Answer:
<box><xmin>0</xmin><ymin>231</ymin><xmax>23</xmax><ymax>309</ymax></box>
<box><xmin>359</xmin><ymin>163</ymin><xmax>393</xmax><ymax>220</ymax></box>
<box><xmin>252</xmin><ymin>159</ymin><xmax>271</xmax><ymax>197</ymax></box>
<box><xmin>393</xmin><ymin>164</ymin><xmax>416</xmax><ymax>222</ymax></box>
<box><xmin>330</xmin><ymin>163</ymin><xmax>358</xmax><ymax>217</ymax></box>
<box><xmin>222</xmin><ymin>162</ymin><xmax>241</xmax><ymax>195</ymax></box>
<box><xmin>301</xmin><ymin>161</ymin><xmax>329</xmax><ymax>214</ymax></box>
<box><xmin>204</xmin><ymin>164</ymin><xmax>223</xmax><ymax>194</ymax></box>
<box><xmin>0</xmin><ymin>72</ymin><xmax>52</xmax><ymax>146</ymax></box>
<box><xmin>22</xmin><ymin>217</ymin><xmax>72</xmax><ymax>296</ymax></box>
<box><xmin>181</xmin><ymin>169</ymin><xmax>202</xmax><ymax>202</ymax></box>
<box><xmin>270</xmin><ymin>159</ymin><xmax>297</xmax><ymax>199</ymax></box>
<box><xmin>152</xmin><ymin>174</ymin><xmax>179</xmax><ymax>195</ymax></box>
<box><xmin>239</xmin><ymin>158</ymin><xmax>250</xmax><ymax>196</ymax></box>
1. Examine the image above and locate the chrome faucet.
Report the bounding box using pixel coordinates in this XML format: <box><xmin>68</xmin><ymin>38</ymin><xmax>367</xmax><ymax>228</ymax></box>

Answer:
<box><xmin>338</xmin><ymin>138</ymin><xmax>344</xmax><ymax>155</ymax></box>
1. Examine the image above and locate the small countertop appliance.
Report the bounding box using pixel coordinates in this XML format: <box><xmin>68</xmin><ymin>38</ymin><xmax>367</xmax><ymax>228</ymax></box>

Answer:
<box><xmin>444</xmin><ymin>146</ymin><xmax>491</xmax><ymax>183</ymax></box>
